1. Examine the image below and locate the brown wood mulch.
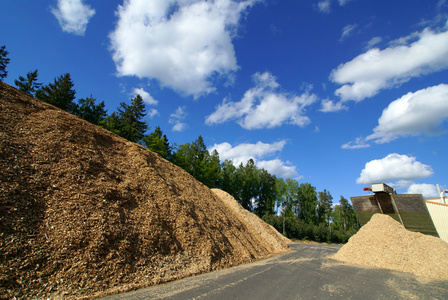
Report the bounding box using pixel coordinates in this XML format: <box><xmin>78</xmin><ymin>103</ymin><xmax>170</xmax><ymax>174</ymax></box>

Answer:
<box><xmin>0</xmin><ymin>82</ymin><xmax>290</xmax><ymax>299</ymax></box>
<box><xmin>333</xmin><ymin>214</ymin><xmax>448</xmax><ymax>280</ymax></box>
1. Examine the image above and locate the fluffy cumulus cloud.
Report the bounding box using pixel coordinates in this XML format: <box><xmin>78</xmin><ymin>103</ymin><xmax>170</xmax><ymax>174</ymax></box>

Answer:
<box><xmin>366</xmin><ymin>83</ymin><xmax>448</xmax><ymax>143</ymax></box>
<box><xmin>320</xmin><ymin>98</ymin><xmax>347</xmax><ymax>112</ymax></box>
<box><xmin>342</xmin><ymin>83</ymin><xmax>448</xmax><ymax>147</ymax></box>
<box><xmin>133</xmin><ymin>88</ymin><xmax>158</xmax><ymax>105</ymax></box>
<box><xmin>356</xmin><ymin>153</ymin><xmax>433</xmax><ymax>184</ymax></box>
<box><xmin>330</xmin><ymin>28</ymin><xmax>448</xmax><ymax>102</ymax></box>
<box><xmin>205</xmin><ymin>72</ymin><xmax>317</xmax><ymax>129</ymax></box>
<box><xmin>133</xmin><ymin>88</ymin><xmax>159</xmax><ymax>117</ymax></box>
<box><xmin>51</xmin><ymin>0</ymin><xmax>95</xmax><ymax>36</ymax></box>
<box><xmin>169</xmin><ymin>106</ymin><xmax>188</xmax><ymax>132</ymax></box>
<box><xmin>209</xmin><ymin>140</ymin><xmax>300</xmax><ymax>178</ymax></box>
<box><xmin>406</xmin><ymin>183</ymin><xmax>439</xmax><ymax>199</ymax></box>
<box><xmin>109</xmin><ymin>0</ymin><xmax>260</xmax><ymax>97</ymax></box>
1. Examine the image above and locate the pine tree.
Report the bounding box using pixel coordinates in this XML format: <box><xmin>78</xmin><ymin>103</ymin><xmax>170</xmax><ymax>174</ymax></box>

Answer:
<box><xmin>35</xmin><ymin>73</ymin><xmax>77</xmax><ymax>113</ymax></box>
<box><xmin>100</xmin><ymin>112</ymin><xmax>121</xmax><ymax>136</ymax></box>
<box><xmin>172</xmin><ymin>136</ymin><xmax>221</xmax><ymax>188</ymax></box>
<box><xmin>143</xmin><ymin>126</ymin><xmax>172</xmax><ymax>159</ymax></box>
<box><xmin>116</xmin><ymin>94</ymin><xmax>148</xmax><ymax>143</ymax></box>
<box><xmin>14</xmin><ymin>69</ymin><xmax>42</xmax><ymax>96</ymax></box>
<box><xmin>75</xmin><ymin>96</ymin><xmax>107</xmax><ymax>125</ymax></box>
<box><xmin>0</xmin><ymin>45</ymin><xmax>10</xmax><ymax>80</ymax></box>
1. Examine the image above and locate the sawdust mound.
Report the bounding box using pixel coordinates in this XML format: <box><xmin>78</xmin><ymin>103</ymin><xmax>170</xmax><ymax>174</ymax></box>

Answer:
<box><xmin>0</xmin><ymin>82</ymin><xmax>290</xmax><ymax>300</ymax></box>
<box><xmin>332</xmin><ymin>214</ymin><xmax>448</xmax><ymax>280</ymax></box>
<box><xmin>211</xmin><ymin>189</ymin><xmax>292</xmax><ymax>252</ymax></box>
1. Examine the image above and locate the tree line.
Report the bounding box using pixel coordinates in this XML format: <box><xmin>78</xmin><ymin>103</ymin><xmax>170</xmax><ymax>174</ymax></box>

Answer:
<box><xmin>1</xmin><ymin>46</ymin><xmax>359</xmax><ymax>243</ymax></box>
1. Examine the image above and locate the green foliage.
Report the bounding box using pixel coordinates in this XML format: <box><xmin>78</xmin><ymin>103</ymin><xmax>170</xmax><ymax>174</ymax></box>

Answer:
<box><xmin>236</xmin><ymin>159</ymin><xmax>258</xmax><ymax>211</ymax></box>
<box><xmin>14</xmin><ymin>69</ymin><xmax>42</xmax><ymax>96</ymax></box>
<box><xmin>317</xmin><ymin>189</ymin><xmax>333</xmax><ymax>225</ymax></box>
<box><xmin>115</xmin><ymin>94</ymin><xmax>148</xmax><ymax>143</ymax></box>
<box><xmin>262</xmin><ymin>214</ymin><xmax>356</xmax><ymax>244</ymax></box>
<box><xmin>143</xmin><ymin>126</ymin><xmax>173</xmax><ymax>160</ymax></box>
<box><xmin>332</xmin><ymin>196</ymin><xmax>359</xmax><ymax>232</ymax></box>
<box><xmin>35</xmin><ymin>73</ymin><xmax>77</xmax><ymax>113</ymax></box>
<box><xmin>276</xmin><ymin>178</ymin><xmax>299</xmax><ymax>218</ymax></box>
<box><xmin>0</xmin><ymin>45</ymin><xmax>10</xmax><ymax>80</ymax></box>
<box><xmin>99</xmin><ymin>112</ymin><xmax>122</xmax><ymax>136</ymax></box>
<box><xmin>254</xmin><ymin>169</ymin><xmax>276</xmax><ymax>216</ymax></box>
<box><xmin>297</xmin><ymin>183</ymin><xmax>318</xmax><ymax>224</ymax></box>
<box><xmin>220</xmin><ymin>160</ymin><xmax>238</xmax><ymax>197</ymax></box>
<box><xmin>172</xmin><ymin>135</ymin><xmax>221</xmax><ymax>188</ymax></box>
<box><xmin>74</xmin><ymin>96</ymin><xmax>107</xmax><ymax>125</ymax></box>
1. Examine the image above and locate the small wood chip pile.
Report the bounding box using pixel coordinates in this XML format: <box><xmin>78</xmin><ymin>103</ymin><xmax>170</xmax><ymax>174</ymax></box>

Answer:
<box><xmin>0</xmin><ymin>82</ymin><xmax>290</xmax><ymax>300</ymax></box>
<box><xmin>333</xmin><ymin>214</ymin><xmax>448</xmax><ymax>280</ymax></box>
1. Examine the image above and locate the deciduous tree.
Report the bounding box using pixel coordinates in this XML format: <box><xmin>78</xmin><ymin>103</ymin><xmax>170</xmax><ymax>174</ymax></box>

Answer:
<box><xmin>317</xmin><ymin>189</ymin><xmax>333</xmax><ymax>226</ymax></box>
<box><xmin>297</xmin><ymin>183</ymin><xmax>318</xmax><ymax>224</ymax></box>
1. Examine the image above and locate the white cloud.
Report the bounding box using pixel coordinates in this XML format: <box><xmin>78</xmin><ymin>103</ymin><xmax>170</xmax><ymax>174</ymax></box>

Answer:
<box><xmin>147</xmin><ymin>108</ymin><xmax>159</xmax><ymax>118</ymax></box>
<box><xmin>51</xmin><ymin>0</ymin><xmax>95</xmax><ymax>36</ymax></box>
<box><xmin>392</xmin><ymin>180</ymin><xmax>415</xmax><ymax>190</ymax></box>
<box><xmin>317</xmin><ymin>0</ymin><xmax>331</xmax><ymax>13</ymax></box>
<box><xmin>209</xmin><ymin>140</ymin><xmax>299</xmax><ymax>178</ymax></box>
<box><xmin>338</xmin><ymin>0</ymin><xmax>351</xmax><ymax>5</ymax></box>
<box><xmin>205</xmin><ymin>72</ymin><xmax>317</xmax><ymax>129</ymax></box>
<box><xmin>340</xmin><ymin>24</ymin><xmax>358</xmax><ymax>41</ymax></box>
<box><xmin>133</xmin><ymin>88</ymin><xmax>158</xmax><ymax>105</ymax></box>
<box><xmin>109</xmin><ymin>0</ymin><xmax>260</xmax><ymax>97</ymax></box>
<box><xmin>169</xmin><ymin>106</ymin><xmax>188</xmax><ymax>132</ymax></box>
<box><xmin>341</xmin><ymin>137</ymin><xmax>370</xmax><ymax>149</ymax></box>
<box><xmin>319</xmin><ymin>99</ymin><xmax>348</xmax><ymax>112</ymax></box>
<box><xmin>330</xmin><ymin>28</ymin><xmax>448</xmax><ymax>102</ymax></box>
<box><xmin>317</xmin><ymin>0</ymin><xmax>352</xmax><ymax>13</ymax></box>
<box><xmin>365</xmin><ymin>36</ymin><xmax>383</xmax><ymax>49</ymax></box>
<box><xmin>257</xmin><ymin>159</ymin><xmax>300</xmax><ymax>179</ymax></box>
<box><xmin>356</xmin><ymin>153</ymin><xmax>433</xmax><ymax>184</ymax></box>
<box><xmin>366</xmin><ymin>84</ymin><xmax>448</xmax><ymax>143</ymax></box>
<box><xmin>406</xmin><ymin>183</ymin><xmax>439</xmax><ymax>198</ymax></box>
<box><xmin>210</xmin><ymin>140</ymin><xmax>286</xmax><ymax>165</ymax></box>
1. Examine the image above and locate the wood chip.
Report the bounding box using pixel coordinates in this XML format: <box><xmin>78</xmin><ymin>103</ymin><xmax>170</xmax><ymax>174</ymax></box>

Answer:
<box><xmin>333</xmin><ymin>214</ymin><xmax>448</xmax><ymax>280</ymax></box>
<box><xmin>0</xmin><ymin>82</ymin><xmax>290</xmax><ymax>300</ymax></box>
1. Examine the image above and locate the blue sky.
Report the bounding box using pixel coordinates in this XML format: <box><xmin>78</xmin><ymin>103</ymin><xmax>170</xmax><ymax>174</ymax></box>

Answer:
<box><xmin>2</xmin><ymin>0</ymin><xmax>448</xmax><ymax>203</ymax></box>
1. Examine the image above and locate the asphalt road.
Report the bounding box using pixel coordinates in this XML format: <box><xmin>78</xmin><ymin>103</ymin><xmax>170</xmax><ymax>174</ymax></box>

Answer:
<box><xmin>102</xmin><ymin>243</ymin><xmax>448</xmax><ymax>299</ymax></box>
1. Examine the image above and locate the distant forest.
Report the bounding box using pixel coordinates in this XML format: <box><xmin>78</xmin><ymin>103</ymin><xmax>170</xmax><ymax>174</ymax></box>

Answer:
<box><xmin>1</xmin><ymin>45</ymin><xmax>359</xmax><ymax>243</ymax></box>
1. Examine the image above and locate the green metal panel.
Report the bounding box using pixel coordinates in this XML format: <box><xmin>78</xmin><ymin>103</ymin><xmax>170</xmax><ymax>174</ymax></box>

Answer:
<box><xmin>350</xmin><ymin>193</ymin><xmax>438</xmax><ymax>237</ymax></box>
<box><xmin>391</xmin><ymin>194</ymin><xmax>438</xmax><ymax>237</ymax></box>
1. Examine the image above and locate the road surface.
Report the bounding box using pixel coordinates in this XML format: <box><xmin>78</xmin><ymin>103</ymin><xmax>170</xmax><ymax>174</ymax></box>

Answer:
<box><xmin>102</xmin><ymin>243</ymin><xmax>448</xmax><ymax>299</ymax></box>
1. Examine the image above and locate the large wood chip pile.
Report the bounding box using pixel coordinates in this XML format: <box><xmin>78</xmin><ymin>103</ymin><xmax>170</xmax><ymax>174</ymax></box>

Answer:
<box><xmin>333</xmin><ymin>214</ymin><xmax>448</xmax><ymax>280</ymax></box>
<box><xmin>211</xmin><ymin>189</ymin><xmax>292</xmax><ymax>253</ymax></box>
<box><xmin>0</xmin><ymin>82</ymin><xmax>290</xmax><ymax>299</ymax></box>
